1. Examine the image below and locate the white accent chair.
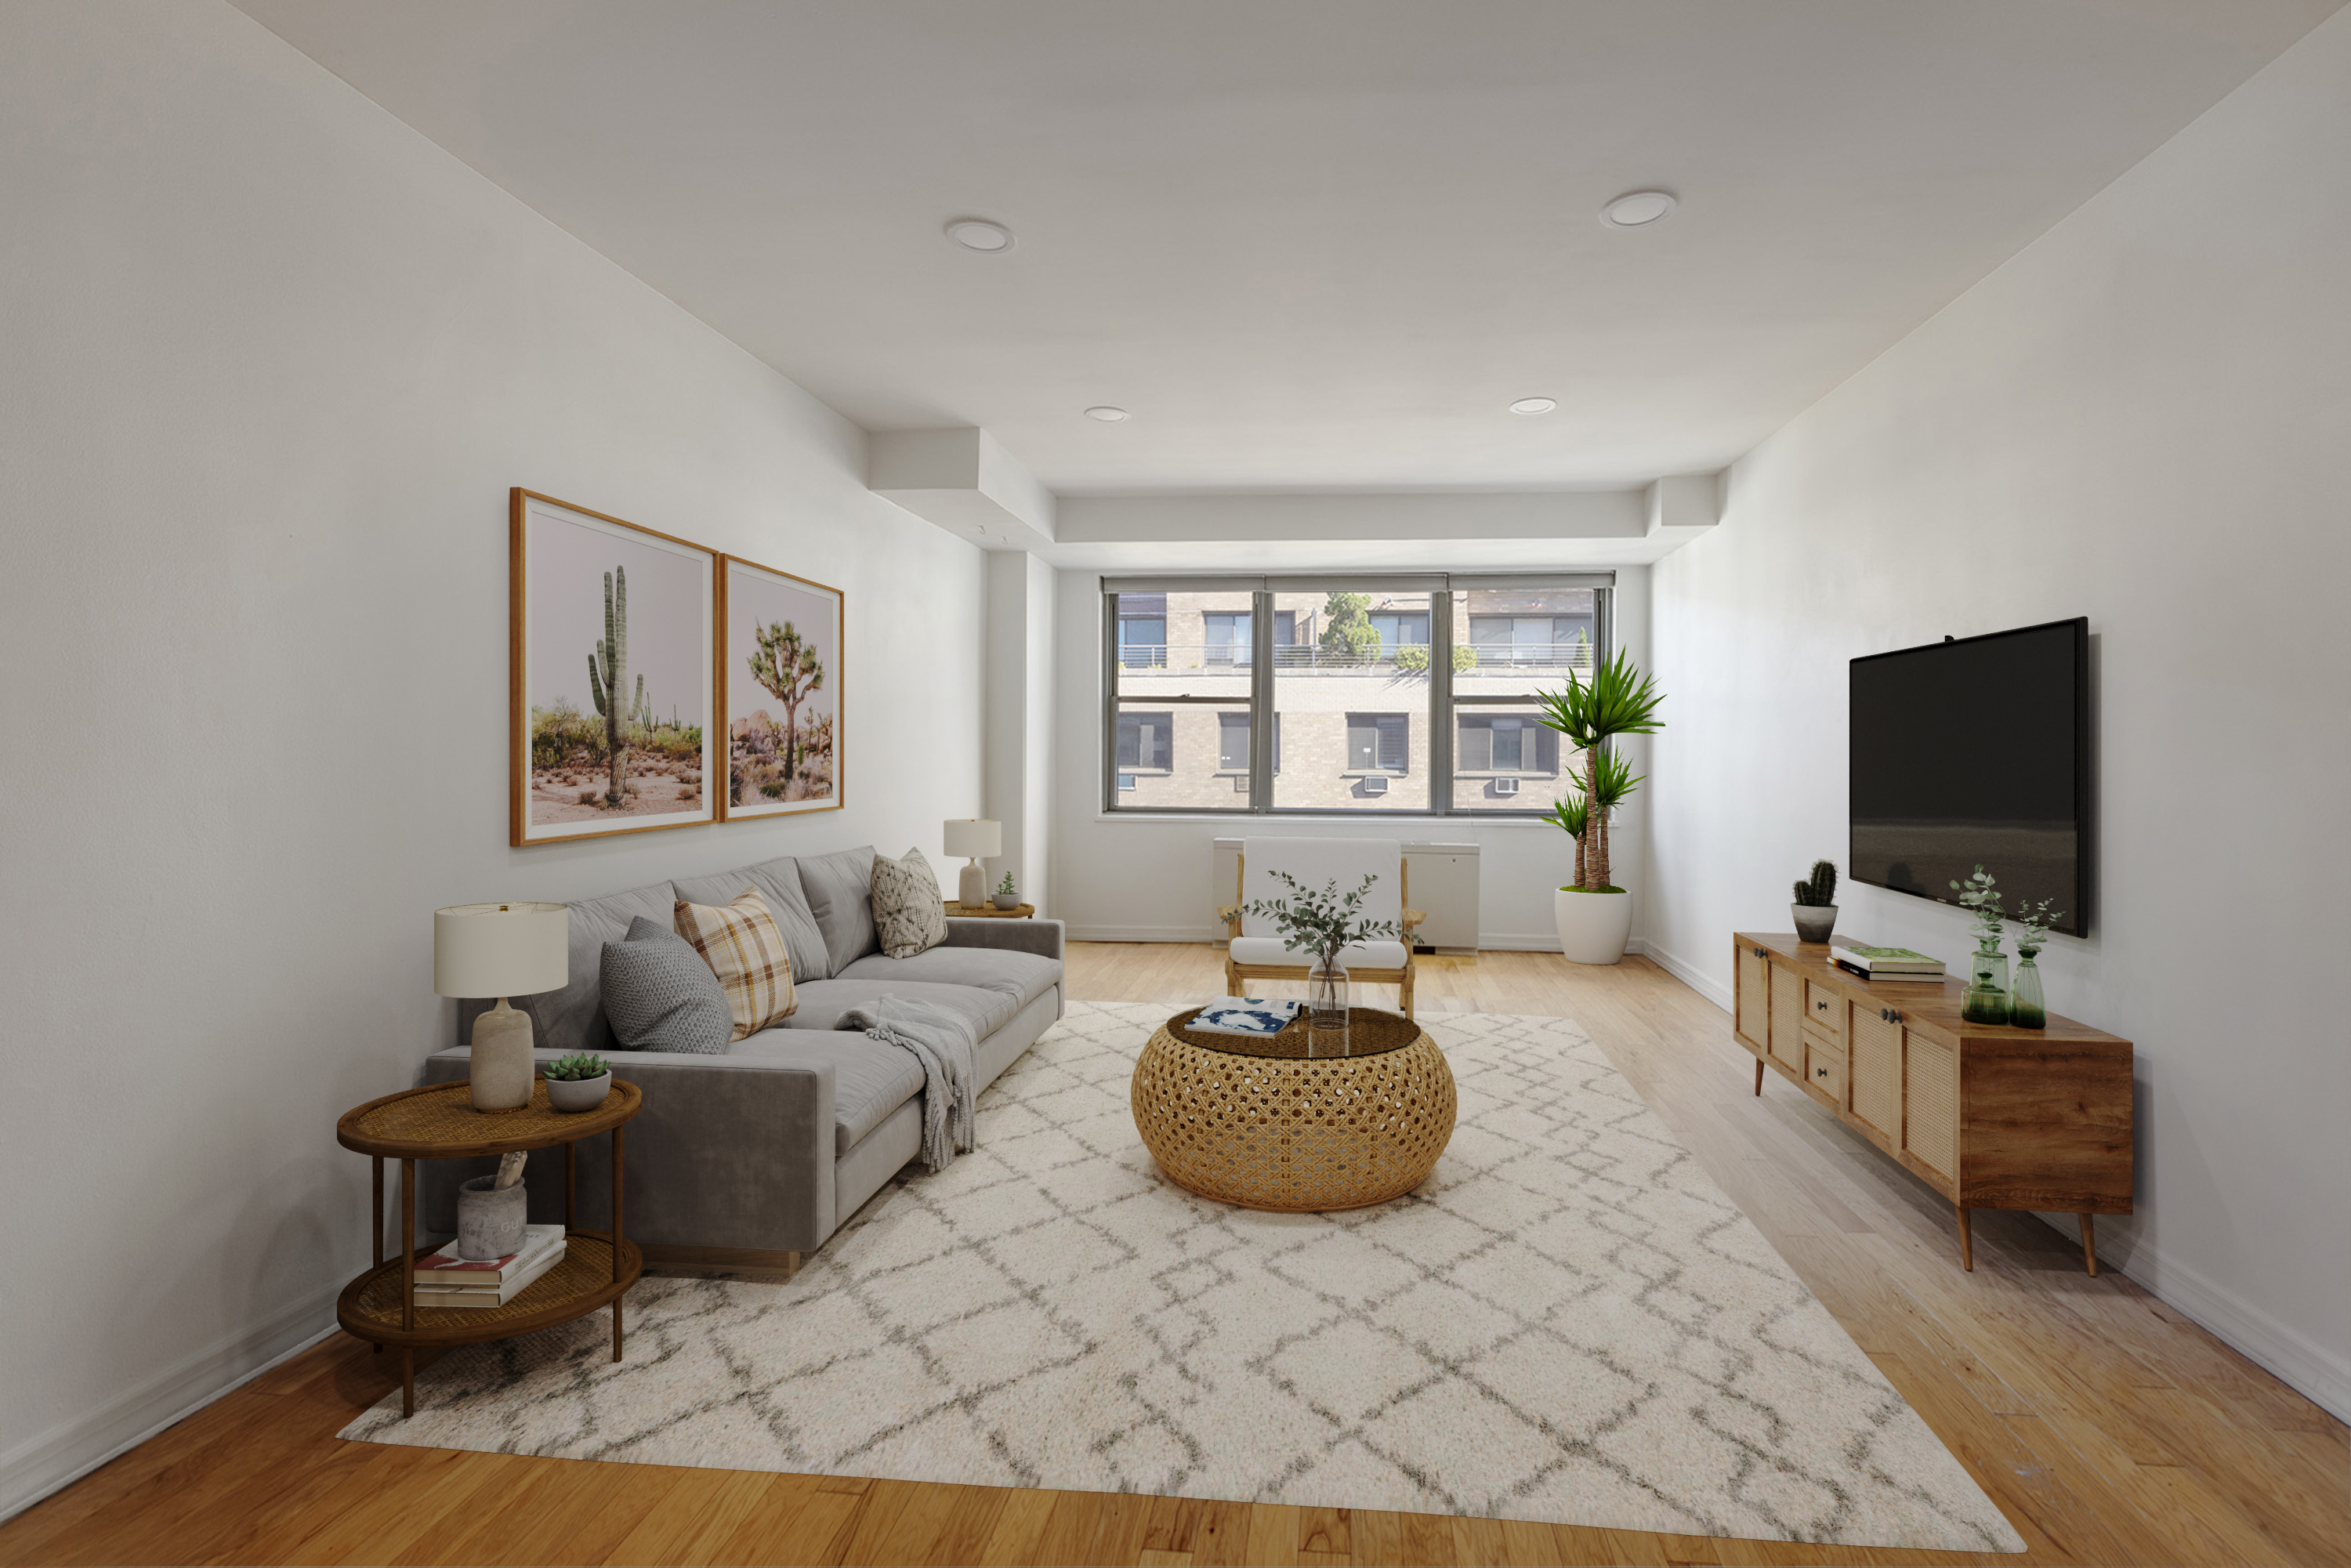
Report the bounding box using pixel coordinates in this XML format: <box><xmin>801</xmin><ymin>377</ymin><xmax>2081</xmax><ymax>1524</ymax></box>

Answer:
<box><xmin>1219</xmin><ymin>838</ymin><xmax>1423</xmax><ymax>1019</ymax></box>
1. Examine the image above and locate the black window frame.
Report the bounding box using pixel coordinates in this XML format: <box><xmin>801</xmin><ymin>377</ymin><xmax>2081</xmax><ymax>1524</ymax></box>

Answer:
<box><xmin>1103</xmin><ymin>575</ymin><xmax>1610</xmax><ymax>817</ymax></box>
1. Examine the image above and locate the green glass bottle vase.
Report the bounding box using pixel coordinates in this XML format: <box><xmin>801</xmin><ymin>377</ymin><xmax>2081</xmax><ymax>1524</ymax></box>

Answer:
<box><xmin>1961</xmin><ymin>943</ymin><xmax>2011</xmax><ymax>1026</ymax></box>
<box><xmin>2009</xmin><ymin>951</ymin><xmax>2047</xmax><ymax>1029</ymax></box>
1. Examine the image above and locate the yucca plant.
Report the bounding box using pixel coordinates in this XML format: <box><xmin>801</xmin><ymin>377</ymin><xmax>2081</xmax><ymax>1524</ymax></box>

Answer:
<box><xmin>1536</xmin><ymin>648</ymin><xmax>1665</xmax><ymax>892</ymax></box>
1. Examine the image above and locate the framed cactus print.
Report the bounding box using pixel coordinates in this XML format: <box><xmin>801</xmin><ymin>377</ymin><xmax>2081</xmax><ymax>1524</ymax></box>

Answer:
<box><xmin>510</xmin><ymin>489</ymin><xmax>719</xmax><ymax>844</ymax></box>
<box><xmin>717</xmin><ymin>555</ymin><xmax>842</xmax><ymax>820</ymax></box>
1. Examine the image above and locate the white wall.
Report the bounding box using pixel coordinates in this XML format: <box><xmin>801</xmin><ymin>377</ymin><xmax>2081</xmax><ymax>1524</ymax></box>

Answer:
<box><xmin>1644</xmin><ymin>10</ymin><xmax>2351</xmax><ymax>1419</ymax></box>
<box><xmin>1050</xmin><ymin>567</ymin><xmax>1652</xmax><ymax>948</ymax></box>
<box><xmin>983</xmin><ymin>552</ymin><xmax>1056</xmax><ymax>910</ymax></box>
<box><xmin>0</xmin><ymin>0</ymin><xmax>984</xmax><ymax>1516</ymax></box>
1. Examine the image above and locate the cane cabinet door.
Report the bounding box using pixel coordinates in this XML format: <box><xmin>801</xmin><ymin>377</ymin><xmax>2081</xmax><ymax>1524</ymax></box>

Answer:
<box><xmin>1735</xmin><ymin>943</ymin><xmax>1770</xmax><ymax>1055</ymax></box>
<box><xmin>1904</xmin><ymin>1024</ymin><xmax>1960</xmax><ymax>1182</ymax></box>
<box><xmin>1768</xmin><ymin>963</ymin><xmax>1806</xmax><ymax>1071</ymax></box>
<box><xmin>1849</xmin><ymin>1006</ymin><xmax>1902</xmax><ymax>1144</ymax></box>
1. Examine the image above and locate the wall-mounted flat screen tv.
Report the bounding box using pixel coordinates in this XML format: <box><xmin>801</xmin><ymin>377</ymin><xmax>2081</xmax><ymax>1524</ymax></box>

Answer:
<box><xmin>1849</xmin><ymin>617</ymin><xmax>2088</xmax><ymax>936</ymax></box>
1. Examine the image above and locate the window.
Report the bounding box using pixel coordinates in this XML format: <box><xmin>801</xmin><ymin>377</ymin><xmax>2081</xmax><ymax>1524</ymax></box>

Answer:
<box><xmin>1105</xmin><ymin>576</ymin><xmax>1607</xmax><ymax>815</ymax></box>
<box><xmin>1219</xmin><ymin>711</ymin><xmax>1280</xmax><ymax>773</ymax></box>
<box><xmin>1347</xmin><ymin>713</ymin><xmax>1409</xmax><ymax>771</ymax></box>
<box><xmin>1203</xmin><ymin>612</ymin><xmax>1251</xmax><ymax>665</ymax></box>
<box><xmin>1117</xmin><ymin>712</ymin><xmax>1172</xmax><ymax>771</ymax></box>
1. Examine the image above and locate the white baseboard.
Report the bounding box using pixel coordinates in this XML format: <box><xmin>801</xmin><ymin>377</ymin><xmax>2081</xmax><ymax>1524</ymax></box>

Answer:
<box><xmin>1643</xmin><ymin>940</ymin><xmax>1734</xmax><ymax>1012</ymax></box>
<box><xmin>1063</xmin><ymin>923</ymin><xmax>1223</xmax><ymax>943</ymax></box>
<box><xmin>0</xmin><ymin>1280</ymin><xmax>342</xmax><ymax>1524</ymax></box>
<box><xmin>2027</xmin><ymin>1213</ymin><xmax>2350</xmax><ymax>1424</ymax></box>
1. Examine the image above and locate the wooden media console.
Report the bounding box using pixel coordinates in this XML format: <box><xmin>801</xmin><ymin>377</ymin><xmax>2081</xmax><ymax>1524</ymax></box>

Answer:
<box><xmin>1732</xmin><ymin>932</ymin><xmax>2132</xmax><ymax>1273</ymax></box>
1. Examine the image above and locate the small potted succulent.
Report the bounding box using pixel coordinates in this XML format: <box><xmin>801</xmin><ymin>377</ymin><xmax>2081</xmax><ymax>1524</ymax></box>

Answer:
<box><xmin>992</xmin><ymin>871</ymin><xmax>1020</xmax><ymax>911</ymax></box>
<box><xmin>1791</xmin><ymin>860</ymin><xmax>1838</xmax><ymax>943</ymax></box>
<box><xmin>543</xmin><ymin>1051</ymin><xmax>612</xmax><ymax>1113</ymax></box>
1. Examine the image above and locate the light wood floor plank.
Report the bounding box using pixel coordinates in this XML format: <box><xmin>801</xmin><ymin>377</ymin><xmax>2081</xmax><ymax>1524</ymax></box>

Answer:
<box><xmin>2</xmin><ymin>945</ymin><xmax>2342</xmax><ymax>1568</ymax></box>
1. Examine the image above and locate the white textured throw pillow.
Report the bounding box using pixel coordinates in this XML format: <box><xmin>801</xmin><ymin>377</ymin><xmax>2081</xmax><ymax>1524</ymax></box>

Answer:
<box><xmin>870</xmin><ymin>848</ymin><xmax>947</xmax><ymax>960</ymax></box>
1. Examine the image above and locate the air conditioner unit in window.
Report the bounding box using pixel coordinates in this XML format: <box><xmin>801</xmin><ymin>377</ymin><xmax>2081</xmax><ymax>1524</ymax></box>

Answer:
<box><xmin>1491</xmin><ymin>776</ymin><xmax>1520</xmax><ymax>797</ymax></box>
<box><xmin>1360</xmin><ymin>773</ymin><xmax>1389</xmax><ymax>796</ymax></box>
<box><xmin>1233</xmin><ymin>774</ymin><xmax>1250</xmax><ymax>792</ymax></box>
<box><xmin>1117</xmin><ymin>773</ymin><xmax>1136</xmax><ymax>792</ymax></box>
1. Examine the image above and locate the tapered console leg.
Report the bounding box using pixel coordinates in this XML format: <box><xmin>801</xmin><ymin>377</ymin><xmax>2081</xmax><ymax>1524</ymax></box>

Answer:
<box><xmin>401</xmin><ymin>1347</ymin><xmax>413</xmax><ymax>1418</ymax></box>
<box><xmin>1955</xmin><ymin>1204</ymin><xmax>1974</xmax><ymax>1272</ymax></box>
<box><xmin>2078</xmin><ymin>1212</ymin><xmax>2098</xmax><ymax>1276</ymax></box>
<box><xmin>1753</xmin><ymin>1057</ymin><xmax>1766</xmax><ymax>1096</ymax></box>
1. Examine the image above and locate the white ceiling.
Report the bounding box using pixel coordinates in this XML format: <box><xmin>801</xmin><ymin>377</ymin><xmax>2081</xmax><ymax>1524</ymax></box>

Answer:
<box><xmin>234</xmin><ymin>0</ymin><xmax>2338</xmax><ymax>495</ymax></box>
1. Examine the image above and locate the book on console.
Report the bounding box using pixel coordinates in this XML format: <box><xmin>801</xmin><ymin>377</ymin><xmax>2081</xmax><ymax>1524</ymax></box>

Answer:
<box><xmin>1830</xmin><ymin>940</ymin><xmax>1946</xmax><ymax>976</ymax></box>
<box><xmin>413</xmin><ymin>1240</ymin><xmax>566</xmax><ymax>1307</ymax></box>
<box><xmin>412</xmin><ymin>1222</ymin><xmax>564</xmax><ymax>1285</ymax></box>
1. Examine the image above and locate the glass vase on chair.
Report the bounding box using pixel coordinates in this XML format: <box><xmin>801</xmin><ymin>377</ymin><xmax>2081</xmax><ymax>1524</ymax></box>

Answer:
<box><xmin>1961</xmin><ymin>943</ymin><xmax>2011</xmax><ymax>1026</ymax></box>
<box><xmin>1307</xmin><ymin>960</ymin><xmax>1349</xmax><ymax>1057</ymax></box>
<box><xmin>2009</xmin><ymin>951</ymin><xmax>2047</xmax><ymax>1029</ymax></box>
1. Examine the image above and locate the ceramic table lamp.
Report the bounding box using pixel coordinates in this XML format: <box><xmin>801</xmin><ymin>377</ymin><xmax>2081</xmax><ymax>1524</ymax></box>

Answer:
<box><xmin>434</xmin><ymin>902</ymin><xmax>569</xmax><ymax>1112</ymax></box>
<box><xmin>942</xmin><ymin>819</ymin><xmax>1001</xmax><ymax>909</ymax></box>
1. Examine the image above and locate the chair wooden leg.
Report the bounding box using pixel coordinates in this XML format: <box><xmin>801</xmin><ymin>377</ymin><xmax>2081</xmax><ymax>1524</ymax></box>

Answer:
<box><xmin>1400</xmin><ymin>962</ymin><xmax>1415</xmax><ymax>1020</ymax></box>
<box><xmin>2078</xmin><ymin>1212</ymin><xmax>2098</xmax><ymax>1276</ymax></box>
<box><xmin>1226</xmin><ymin>961</ymin><xmax>1242</xmax><ymax>998</ymax></box>
<box><xmin>1955</xmin><ymin>1204</ymin><xmax>1974</xmax><ymax>1272</ymax></box>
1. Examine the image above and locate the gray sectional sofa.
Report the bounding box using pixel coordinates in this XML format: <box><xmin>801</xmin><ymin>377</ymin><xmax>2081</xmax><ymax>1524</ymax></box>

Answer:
<box><xmin>420</xmin><ymin>844</ymin><xmax>1063</xmax><ymax>1256</ymax></box>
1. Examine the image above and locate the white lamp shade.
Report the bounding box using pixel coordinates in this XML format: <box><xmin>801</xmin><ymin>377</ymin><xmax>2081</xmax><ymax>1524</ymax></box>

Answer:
<box><xmin>434</xmin><ymin>902</ymin><xmax>569</xmax><ymax>998</ymax></box>
<box><xmin>944</xmin><ymin>819</ymin><xmax>1001</xmax><ymax>859</ymax></box>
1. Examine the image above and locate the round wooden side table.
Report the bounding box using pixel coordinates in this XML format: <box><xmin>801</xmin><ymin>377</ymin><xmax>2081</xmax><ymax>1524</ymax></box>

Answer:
<box><xmin>335</xmin><ymin>1077</ymin><xmax>643</xmax><ymax>1417</ymax></box>
<box><xmin>1131</xmin><ymin>1008</ymin><xmax>1456</xmax><ymax>1211</ymax></box>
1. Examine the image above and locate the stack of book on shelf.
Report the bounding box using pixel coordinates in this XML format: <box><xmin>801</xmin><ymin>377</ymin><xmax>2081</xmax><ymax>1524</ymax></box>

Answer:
<box><xmin>411</xmin><ymin>1223</ymin><xmax>565</xmax><ymax>1308</ymax></box>
<box><xmin>1830</xmin><ymin>940</ymin><xmax>1947</xmax><ymax>983</ymax></box>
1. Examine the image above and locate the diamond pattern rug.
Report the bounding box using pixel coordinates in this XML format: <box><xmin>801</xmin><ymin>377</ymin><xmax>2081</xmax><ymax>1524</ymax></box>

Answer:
<box><xmin>342</xmin><ymin>1001</ymin><xmax>2023</xmax><ymax>1551</ymax></box>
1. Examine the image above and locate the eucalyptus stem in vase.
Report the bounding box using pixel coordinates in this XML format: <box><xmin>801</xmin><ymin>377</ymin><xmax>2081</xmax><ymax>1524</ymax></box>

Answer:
<box><xmin>2009</xmin><ymin>896</ymin><xmax>2063</xmax><ymax>1030</ymax></box>
<box><xmin>1951</xmin><ymin>866</ymin><xmax>2011</xmax><ymax>1025</ymax></box>
<box><xmin>1242</xmin><ymin>871</ymin><xmax>1401</xmax><ymax>1056</ymax></box>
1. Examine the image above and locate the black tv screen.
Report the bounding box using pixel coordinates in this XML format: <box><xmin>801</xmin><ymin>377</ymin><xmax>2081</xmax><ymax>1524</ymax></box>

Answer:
<box><xmin>1849</xmin><ymin>617</ymin><xmax>2088</xmax><ymax>936</ymax></box>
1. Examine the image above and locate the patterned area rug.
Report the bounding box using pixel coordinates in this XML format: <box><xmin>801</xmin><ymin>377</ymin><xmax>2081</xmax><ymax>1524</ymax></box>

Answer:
<box><xmin>344</xmin><ymin>1001</ymin><xmax>2022</xmax><ymax>1551</ymax></box>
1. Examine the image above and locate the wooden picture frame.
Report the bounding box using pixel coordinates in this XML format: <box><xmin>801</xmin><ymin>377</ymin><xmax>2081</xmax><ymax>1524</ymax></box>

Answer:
<box><xmin>510</xmin><ymin>488</ymin><xmax>719</xmax><ymax>845</ymax></box>
<box><xmin>717</xmin><ymin>553</ymin><xmax>843</xmax><ymax>820</ymax></box>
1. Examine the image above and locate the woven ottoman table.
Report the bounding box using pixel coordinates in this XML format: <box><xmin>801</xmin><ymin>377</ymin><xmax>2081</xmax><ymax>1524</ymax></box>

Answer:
<box><xmin>1131</xmin><ymin>1006</ymin><xmax>1456</xmax><ymax>1211</ymax></box>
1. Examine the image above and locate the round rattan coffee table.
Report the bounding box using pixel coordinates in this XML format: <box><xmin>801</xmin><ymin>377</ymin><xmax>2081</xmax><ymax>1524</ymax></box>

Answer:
<box><xmin>1132</xmin><ymin>1007</ymin><xmax>1456</xmax><ymax>1211</ymax></box>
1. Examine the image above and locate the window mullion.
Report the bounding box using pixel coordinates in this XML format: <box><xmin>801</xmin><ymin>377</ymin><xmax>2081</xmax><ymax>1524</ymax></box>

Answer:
<box><xmin>1431</xmin><ymin>587</ymin><xmax>1454</xmax><ymax>813</ymax></box>
<box><xmin>1248</xmin><ymin>589</ymin><xmax>1275</xmax><ymax>812</ymax></box>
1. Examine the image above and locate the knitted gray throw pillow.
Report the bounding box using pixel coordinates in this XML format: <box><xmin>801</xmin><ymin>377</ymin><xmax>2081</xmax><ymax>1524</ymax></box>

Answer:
<box><xmin>599</xmin><ymin>915</ymin><xmax>733</xmax><ymax>1054</ymax></box>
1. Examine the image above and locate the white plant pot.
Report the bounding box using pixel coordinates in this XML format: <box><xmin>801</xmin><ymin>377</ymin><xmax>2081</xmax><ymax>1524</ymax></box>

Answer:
<box><xmin>1554</xmin><ymin>888</ymin><xmax>1634</xmax><ymax>965</ymax></box>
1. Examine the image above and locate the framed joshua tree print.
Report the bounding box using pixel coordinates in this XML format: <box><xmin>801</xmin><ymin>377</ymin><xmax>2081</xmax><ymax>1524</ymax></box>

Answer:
<box><xmin>509</xmin><ymin>489</ymin><xmax>719</xmax><ymax>845</ymax></box>
<box><xmin>718</xmin><ymin>554</ymin><xmax>842</xmax><ymax>820</ymax></box>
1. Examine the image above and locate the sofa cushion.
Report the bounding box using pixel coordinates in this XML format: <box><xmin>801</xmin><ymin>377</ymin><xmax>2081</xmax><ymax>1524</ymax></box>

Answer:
<box><xmin>674</xmin><ymin>889</ymin><xmax>799</xmax><ymax>1040</ymax></box>
<box><xmin>732</xmin><ymin>1027</ymin><xmax>924</xmax><ymax>1157</ymax></box>
<box><xmin>672</xmin><ymin>856</ymin><xmax>830</xmax><ymax>983</ymax></box>
<box><xmin>796</xmin><ymin>845</ymin><xmax>880</xmax><ymax>975</ymax></box>
<box><xmin>781</xmin><ymin>977</ymin><xmax>1018</xmax><ymax>1040</ymax></box>
<box><xmin>837</xmin><ymin>946</ymin><xmax>1062</xmax><ymax>1017</ymax></box>
<box><xmin>516</xmin><ymin>880</ymin><xmax>676</xmax><ymax>1056</ymax></box>
<box><xmin>600</xmin><ymin>917</ymin><xmax>732</xmax><ymax>1055</ymax></box>
<box><xmin>869</xmin><ymin>846</ymin><xmax>947</xmax><ymax>959</ymax></box>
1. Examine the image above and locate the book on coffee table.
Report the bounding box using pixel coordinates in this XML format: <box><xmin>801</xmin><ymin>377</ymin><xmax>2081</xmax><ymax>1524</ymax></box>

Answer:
<box><xmin>1189</xmin><ymin>999</ymin><xmax>1303</xmax><ymax>1037</ymax></box>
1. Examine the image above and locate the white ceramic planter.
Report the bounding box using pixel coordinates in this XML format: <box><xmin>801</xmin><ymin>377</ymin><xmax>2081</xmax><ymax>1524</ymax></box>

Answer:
<box><xmin>1554</xmin><ymin>888</ymin><xmax>1635</xmax><ymax>965</ymax></box>
<box><xmin>545</xmin><ymin>1071</ymin><xmax>612</xmax><ymax>1114</ymax></box>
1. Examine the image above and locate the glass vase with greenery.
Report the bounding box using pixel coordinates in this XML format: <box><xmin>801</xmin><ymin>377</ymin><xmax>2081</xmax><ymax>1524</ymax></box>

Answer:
<box><xmin>1951</xmin><ymin>866</ymin><xmax>2012</xmax><ymax>1025</ymax></box>
<box><xmin>2008</xmin><ymin>896</ymin><xmax>2063</xmax><ymax>1029</ymax></box>
<box><xmin>1242</xmin><ymin>871</ymin><xmax>1401</xmax><ymax>1055</ymax></box>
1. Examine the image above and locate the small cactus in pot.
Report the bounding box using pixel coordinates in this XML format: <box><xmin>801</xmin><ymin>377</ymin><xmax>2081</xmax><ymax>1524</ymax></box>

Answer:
<box><xmin>1791</xmin><ymin>860</ymin><xmax>1838</xmax><ymax>944</ymax></box>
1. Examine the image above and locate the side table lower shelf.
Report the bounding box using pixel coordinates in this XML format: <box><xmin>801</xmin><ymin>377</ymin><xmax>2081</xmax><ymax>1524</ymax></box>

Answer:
<box><xmin>336</xmin><ymin>1229</ymin><xmax>642</xmax><ymax>1416</ymax></box>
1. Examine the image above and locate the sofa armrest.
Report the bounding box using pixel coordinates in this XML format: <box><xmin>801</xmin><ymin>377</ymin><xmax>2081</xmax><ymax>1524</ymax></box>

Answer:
<box><xmin>942</xmin><ymin>916</ymin><xmax>1063</xmax><ymax>962</ymax></box>
<box><xmin>416</xmin><ymin>1046</ymin><xmax>837</xmax><ymax>1254</ymax></box>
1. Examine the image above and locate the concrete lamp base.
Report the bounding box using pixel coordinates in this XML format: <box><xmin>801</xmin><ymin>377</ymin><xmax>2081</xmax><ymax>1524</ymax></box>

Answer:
<box><xmin>469</xmin><ymin>998</ymin><xmax>536</xmax><ymax>1112</ymax></box>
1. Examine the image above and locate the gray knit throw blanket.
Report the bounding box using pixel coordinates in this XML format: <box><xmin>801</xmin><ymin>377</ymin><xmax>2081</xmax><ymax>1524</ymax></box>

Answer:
<box><xmin>842</xmin><ymin>995</ymin><xmax>978</xmax><ymax>1171</ymax></box>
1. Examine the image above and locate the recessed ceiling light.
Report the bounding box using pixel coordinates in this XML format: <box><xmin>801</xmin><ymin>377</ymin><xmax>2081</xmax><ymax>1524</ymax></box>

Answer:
<box><xmin>945</xmin><ymin>218</ymin><xmax>1014</xmax><ymax>252</ymax></box>
<box><xmin>1085</xmin><ymin>406</ymin><xmax>1130</xmax><ymax>422</ymax></box>
<box><xmin>1509</xmin><ymin>397</ymin><xmax>1558</xmax><ymax>415</ymax></box>
<box><xmin>1599</xmin><ymin>190</ymin><xmax>1677</xmax><ymax>228</ymax></box>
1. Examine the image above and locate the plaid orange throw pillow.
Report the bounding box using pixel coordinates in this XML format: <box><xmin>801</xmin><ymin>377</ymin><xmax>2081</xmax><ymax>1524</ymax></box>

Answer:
<box><xmin>672</xmin><ymin>889</ymin><xmax>796</xmax><ymax>1041</ymax></box>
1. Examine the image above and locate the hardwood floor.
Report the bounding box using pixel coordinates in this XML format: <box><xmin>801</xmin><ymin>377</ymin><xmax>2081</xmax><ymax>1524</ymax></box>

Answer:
<box><xmin>4</xmin><ymin>945</ymin><xmax>2342</xmax><ymax>1567</ymax></box>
